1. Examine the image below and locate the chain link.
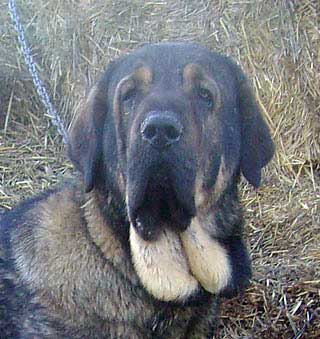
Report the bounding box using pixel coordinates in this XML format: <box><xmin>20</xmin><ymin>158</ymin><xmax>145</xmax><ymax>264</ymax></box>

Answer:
<box><xmin>8</xmin><ymin>0</ymin><xmax>69</xmax><ymax>144</ymax></box>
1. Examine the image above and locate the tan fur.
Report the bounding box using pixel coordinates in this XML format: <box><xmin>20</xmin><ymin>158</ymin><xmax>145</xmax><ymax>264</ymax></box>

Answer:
<box><xmin>181</xmin><ymin>219</ymin><xmax>231</xmax><ymax>294</ymax></box>
<box><xmin>195</xmin><ymin>155</ymin><xmax>233</xmax><ymax>212</ymax></box>
<box><xmin>212</xmin><ymin>156</ymin><xmax>231</xmax><ymax>202</ymax></box>
<box><xmin>195</xmin><ymin>172</ymin><xmax>207</xmax><ymax>210</ymax></box>
<box><xmin>14</xmin><ymin>189</ymin><xmax>86</xmax><ymax>294</ymax></box>
<box><xmin>114</xmin><ymin>66</ymin><xmax>153</xmax><ymax>167</ymax></box>
<box><xmin>183</xmin><ymin>63</ymin><xmax>201</xmax><ymax>90</ymax></box>
<box><xmin>1</xmin><ymin>42</ymin><xmax>274</xmax><ymax>337</ymax></box>
<box><xmin>135</xmin><ymin>66</ymin><xmax>153</xmax><ymax>90</ymax></box>
<box><xmin>183</xmin><ymin>63</ymin><xmax>222</xmax><ymax>111</ymax></box>
<box><xmin>13</xmin><ymin>188</ymin><xmax>152</xmax><ymax>324</ymax></box>
<box><xmin>128</xmin><ymin>151</ymin><xmax>232</xmax><ymax>301</ymax></box>
<box><xmin>130</xmin><ymin>213</ymin><xmax>231</xmax><ymax>299</ymax></box>
<box><xmin>83</xmin><ymin>191</ymin><xmax>125</xmax><ymax>266</ymax></box>
<box><xmin>113</xmin><ymin>74</ymin><xmax>135</xmax><ymax>166</ymax></box>
<box><xmin>130</xmin><ymin>225</ymin><xmax>199</xmax><ymax>302</ymax></box>
<box><xmin>4</xmin><ymin>183</ymin><xmax>222</xmax><ymax>336</ymax></box>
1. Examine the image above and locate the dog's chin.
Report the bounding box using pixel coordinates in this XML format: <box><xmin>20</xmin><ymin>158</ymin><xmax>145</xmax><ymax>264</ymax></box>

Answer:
<box><xmin>127</xmin><ymin>172</ymin><xmax>233</xmax><ymax>303</ymax></box>
<box><xmin>128</xmin><ymin>181</ymin><xmax>195</xmax><ymax>241</ymax></box>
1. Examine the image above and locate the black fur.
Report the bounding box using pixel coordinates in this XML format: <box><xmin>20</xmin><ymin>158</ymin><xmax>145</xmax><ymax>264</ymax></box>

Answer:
<box><xmin>0</xmin><ymin>42</ymin><xmax>274</xmax><ymax>338</ymax></box>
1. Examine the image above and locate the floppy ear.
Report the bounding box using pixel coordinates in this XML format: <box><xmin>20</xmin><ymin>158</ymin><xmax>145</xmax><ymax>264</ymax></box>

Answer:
<box><xmin>68</xmin><ymin>83</ymin><xmax>108</xmax><ymax>192</ymax></box>
<box><xmin>236</xmin><ymin>66</ymin><xmax>275</xmax><ymax>187</ymax></box>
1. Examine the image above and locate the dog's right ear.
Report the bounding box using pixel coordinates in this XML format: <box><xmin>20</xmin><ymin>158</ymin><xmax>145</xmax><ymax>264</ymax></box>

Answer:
<box><xmin>68</xmin><ymin>82</ymin><xmax>108</xmax><ymax>192</ymax></box>
<box><xmin>234</xmin><ymin>63</ymin><xmax>274</xmax><ymax>187</ymax></box>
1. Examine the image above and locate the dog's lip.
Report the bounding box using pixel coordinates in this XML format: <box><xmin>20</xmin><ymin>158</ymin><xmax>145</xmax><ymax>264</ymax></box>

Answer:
<box><xmin>127</xmin><ymin>158</ymin><xmax>197</xmax><ymax>241</ymax></box>
<box><xmin>130</xmin><ymin>182</ymin><xmax>196</xmax><ymax>219</ymax></box>
<box><xmin>128</xmin><ymin>181</ymin><xmax>196</xmax><ymax>242</ymax></box>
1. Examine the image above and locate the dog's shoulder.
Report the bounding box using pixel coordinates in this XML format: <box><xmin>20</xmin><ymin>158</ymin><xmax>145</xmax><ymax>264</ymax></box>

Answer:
<box><xmin>0</xmin><ymin>182</ymin><xmax>88</xmax><ymax>335</ymax></box>
<box><xmin>0</xmin><ymin>180</ymin><xmax>90</xmax><ymax>279</ymax></box>
<box><xmin>0</xmin><ymin>181</ymin><xmax>84</xmax><ymax>251</ymax></box>
<box><xmin>0</xmin><ymin>181</ymin><xmax>151</xmax><ymax>337</ymax></box>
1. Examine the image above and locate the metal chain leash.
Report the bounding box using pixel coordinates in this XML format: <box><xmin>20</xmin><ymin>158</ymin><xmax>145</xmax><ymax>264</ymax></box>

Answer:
<box><xmin>8</xmin><ymin>0</ymin><xmax>69</xmax><ymax>144</ymax></box>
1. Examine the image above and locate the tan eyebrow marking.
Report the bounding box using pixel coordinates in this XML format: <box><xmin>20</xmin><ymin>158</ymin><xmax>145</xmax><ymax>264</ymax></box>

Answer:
<box><xmin>183</xmin><ymin>63</ymin><xmax>222</xmax><ymax>110</ymax></box>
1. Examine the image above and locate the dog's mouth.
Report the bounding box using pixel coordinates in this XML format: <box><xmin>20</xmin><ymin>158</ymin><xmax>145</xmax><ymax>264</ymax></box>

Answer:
<box><xmin>128</xmin><ymin>169</ymin><xmax>196</xmax><ymax>241</ymax></box>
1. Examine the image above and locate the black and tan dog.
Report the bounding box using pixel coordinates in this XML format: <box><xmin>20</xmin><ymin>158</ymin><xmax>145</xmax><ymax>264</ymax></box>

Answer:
<box><xmin>0</xmin><ymin>42</ymin><xmax>274</xmax><ymax>338</ymax></box>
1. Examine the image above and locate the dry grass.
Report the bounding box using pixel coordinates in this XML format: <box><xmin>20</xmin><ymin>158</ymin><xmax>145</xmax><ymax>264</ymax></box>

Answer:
<box><xmin>0</xmin><ymin>0</ymin><xmax>319</xmax><ymax>337</ymax></box>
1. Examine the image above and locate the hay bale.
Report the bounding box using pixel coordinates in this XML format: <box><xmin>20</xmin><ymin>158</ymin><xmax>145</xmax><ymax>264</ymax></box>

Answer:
<box><xmin>2</xmin><ymin>1</ymin><xmax>319</xmax><ymax>159</ymax></box>
<box><xmin>0</xmin><ymin>0</ymin><xmax>319</xmax><ymax>337</ymax></box>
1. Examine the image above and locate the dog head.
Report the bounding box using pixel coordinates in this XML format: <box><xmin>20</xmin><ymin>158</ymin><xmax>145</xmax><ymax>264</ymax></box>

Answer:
<box><xmin>69</xmin><ymin>42</ymin><xmax>274</xmax><ymax>301</ymax></box>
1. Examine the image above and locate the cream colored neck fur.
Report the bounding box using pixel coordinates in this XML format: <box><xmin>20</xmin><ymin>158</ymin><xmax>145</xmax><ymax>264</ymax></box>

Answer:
<box><xmin>130</xmin><ymin>214</ymin><xmax>231</xmax><ymax>302</ymax></box>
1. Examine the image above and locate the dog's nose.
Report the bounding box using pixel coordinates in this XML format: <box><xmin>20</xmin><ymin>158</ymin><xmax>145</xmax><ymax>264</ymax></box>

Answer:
<box><xmin>140</xmin><ymin>112</ymin><xmax>183</xmax><ymax>149</ymax></box>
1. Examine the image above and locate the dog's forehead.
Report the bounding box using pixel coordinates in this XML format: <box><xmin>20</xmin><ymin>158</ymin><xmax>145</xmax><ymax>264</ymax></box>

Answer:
<box><xmin>120</xmin><ymin>43</ymin><xmax>230</xmax><ymax>81</ymax></box>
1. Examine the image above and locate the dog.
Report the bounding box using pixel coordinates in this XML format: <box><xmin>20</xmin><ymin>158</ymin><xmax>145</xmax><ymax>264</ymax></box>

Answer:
<box><xmin>0</xmin><ymin>42</ymin><xmax>274</xmax><ymax>338</ymax></box>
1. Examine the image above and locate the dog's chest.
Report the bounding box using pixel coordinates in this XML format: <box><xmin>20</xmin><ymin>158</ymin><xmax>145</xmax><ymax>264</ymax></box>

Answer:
<box><xmin>141</xmin><ymin>305</ymin><xmax>195</xmax><ymax>338</ymax></box>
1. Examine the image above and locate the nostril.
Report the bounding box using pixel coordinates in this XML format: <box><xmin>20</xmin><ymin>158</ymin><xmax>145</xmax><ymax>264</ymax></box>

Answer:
<box><xmin>164</xmin><ymin>125</ymin><xmax>181</xmax><ymax>141</ymax></box>
<box><xmin>141</xmin><ymin>112</ymin><xmax>183</xmax><ymax>148</ymax></box>
<box><xmin>142</xmin><ymin>124</ymin><xmax>157</xmax><ymax>140</ymax></box>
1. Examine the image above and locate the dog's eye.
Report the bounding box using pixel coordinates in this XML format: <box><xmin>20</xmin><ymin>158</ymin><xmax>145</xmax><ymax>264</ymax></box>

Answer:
<box><xmin>198</xmin><ymin>88</ymin><xmax>213</xmax><ymax>108</ymax></box>
<box><xmin>122</xmin><ymin>88</ymin><xmax>136</xmax><ymax>105</ymax></box>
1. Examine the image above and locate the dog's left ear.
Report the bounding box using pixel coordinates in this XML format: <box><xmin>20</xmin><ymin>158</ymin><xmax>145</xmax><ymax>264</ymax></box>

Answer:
<box><xmin>68</xmin><ymin>83</ymin><xmax>107</xmax><ymax>192</ymax></box>
<box><xmin>69</xmin><ymin>61</ymin><xmax>123</xmax><ymax>192</ymax></box>
<box><xmin>68</xmin><ymin>59</ymin><xmax>122</xmax><ymax>192</ymax></box>
<box><xmin>235</xmin><ymin>65</ymin><xmax>275</xmax><ymax>187</ymax></box>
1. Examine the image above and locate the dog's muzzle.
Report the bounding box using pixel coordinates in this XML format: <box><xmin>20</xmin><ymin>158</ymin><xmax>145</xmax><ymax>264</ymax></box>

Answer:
<box><xmin>140</xmin><ymin>111</ymin><xmax>183</xmax><ymax>149</ymax></box>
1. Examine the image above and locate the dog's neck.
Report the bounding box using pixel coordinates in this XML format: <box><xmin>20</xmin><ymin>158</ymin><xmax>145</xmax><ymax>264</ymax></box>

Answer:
<box><xmin>88</xmin><ymin>186</ymin><xmax>130</xmax><ymax>246</ymax></box>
